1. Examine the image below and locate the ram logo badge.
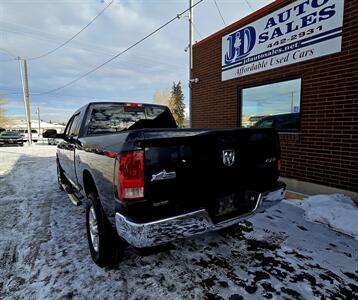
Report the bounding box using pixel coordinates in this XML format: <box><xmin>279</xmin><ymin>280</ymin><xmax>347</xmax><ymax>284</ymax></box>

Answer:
<box><xmin>222</xmin><ymin>149</ymin><xmax>235</xmax><ymax>167</ymax></box>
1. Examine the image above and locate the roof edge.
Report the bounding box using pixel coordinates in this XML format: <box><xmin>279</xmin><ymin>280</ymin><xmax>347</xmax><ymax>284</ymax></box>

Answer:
<box><xmin>193</xmin><ymin>0</ymin><xmax>287</xmax><ymax>48</ymax></box>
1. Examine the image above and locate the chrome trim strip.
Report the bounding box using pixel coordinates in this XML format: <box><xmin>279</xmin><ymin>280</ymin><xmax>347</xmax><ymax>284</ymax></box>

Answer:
<box><xmin>67</xmin><ymin>193</ymin><xmax>81</xmax><ymax>206</ymax></box>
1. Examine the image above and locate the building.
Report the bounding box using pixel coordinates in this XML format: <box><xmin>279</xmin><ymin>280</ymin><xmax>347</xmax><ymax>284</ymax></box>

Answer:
<box><xmin>6</xmin><ymin>119</ymin><xmax>65</xmax><ymax>135</ymax></box>
<box><xmin>192</xmin><ymin>0</ymin><xmax>357</xmax><ymax>198</ymax></box>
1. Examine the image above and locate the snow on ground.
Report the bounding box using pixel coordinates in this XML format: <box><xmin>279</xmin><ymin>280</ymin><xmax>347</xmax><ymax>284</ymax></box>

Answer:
<box><xmin>287</xmin><ymin>195</ymin><xmax>358</xmax><ymax>240</ymax></box>
<box><xmin>0</xmin><ymin>145</ymin><xmax>357</xmax><ymax>299</ymax></box>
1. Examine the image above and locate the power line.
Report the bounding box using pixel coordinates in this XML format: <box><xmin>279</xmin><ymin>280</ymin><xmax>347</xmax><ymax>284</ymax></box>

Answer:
<box><xmin>0</xmin><ymin>58</ymin><xmax>15</xmax><ymax>62</ymax></box>
<box><xmin>0</xmin><ymin>91</ymin><xmax>21</xmax><ymax>96</ymax></box>
<box><xmin>0</xmin><ymin>23</ymin><xmax>187</xmax><ymax>70</ymax></box>
<box><xmin>27</xmin><ymin>0</ymin><xmax>114</xmax><ymax>61</ymax></box>
<box><xmin>30</xmin><ymin>0</ymin><xmax>205</xmax><ymax>96</ymax></box>
<box><xmin>0</xmin><ymin>87</ymin><xmax>21</xmax><ymax>91</ymax></box>
<box><xmin>244</xmin><ymin>0</ymin><xmax>255</xmax><ymax>12</ymax></box>
<box><xmin>213</xmin><ymin>0</ymin><xmax>226</xmax><ymax>26</ymax></box>
<box><xmin>0</xmin><ymin>48</ymin><xmax>17</xmax><ymax>62</ymax></box>
<box><xmin>0</xmin><ymin>20</ymin><xmax>120</xmax><ymax>58</ymax></box>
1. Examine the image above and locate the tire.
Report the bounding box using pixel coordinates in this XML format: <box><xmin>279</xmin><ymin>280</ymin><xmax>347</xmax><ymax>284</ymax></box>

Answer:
<box><xmin>56</xmin><ymin>161</ymin><xmax>64</xmax><ymax>191</ymax></box>
<box><xmin>86</xmin><ymin>192</ymin><xmax>124</xmax><ymax>267</ymax></box>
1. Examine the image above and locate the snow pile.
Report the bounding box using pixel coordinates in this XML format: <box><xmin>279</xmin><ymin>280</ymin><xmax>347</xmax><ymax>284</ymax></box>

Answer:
<box><xmin>287</xmin><ymin>194</ymin><xmax>358</xmax><ymax>240</ymax></box>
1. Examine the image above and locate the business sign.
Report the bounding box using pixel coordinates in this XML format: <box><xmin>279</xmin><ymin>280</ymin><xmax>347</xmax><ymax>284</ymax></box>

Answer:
<box><xmin>222</xmin><ymin>0</ymin><xmax>345</xmax><ymax>81</ymax></box>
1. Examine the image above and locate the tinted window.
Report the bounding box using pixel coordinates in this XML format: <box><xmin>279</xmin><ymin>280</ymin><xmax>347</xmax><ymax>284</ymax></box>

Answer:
<box><xmin>23</xmin><ymin>130</ymin><xmax>37</xmax><ymax>133</ymax></box>
<box><xmin>1</xmin><ymin>131</ymin><xmax>20</xmax><ymax>136</ymax></box>
<box><xmin>255</xmin><ymin>113</ymin><xmax>299</xmax><ymax>131</ymax></box>
<box><xmin>86</xmin><ymin>104</ymin><xmax>171</xmax><ymax>136</ymax></box>
<box><xmin>241</xmin><ymin>78</ymin><xmax>301</xmax><ymax>131</ymax></box>
<box><xmin>275</xmin><ymin>114</ymin><xmax>299</xmax><ymax>130</ymax></box>
<box><xmin>258</xmin><ymin>118</ymin><xmax>274</xmax><ymax>128</ymax></box>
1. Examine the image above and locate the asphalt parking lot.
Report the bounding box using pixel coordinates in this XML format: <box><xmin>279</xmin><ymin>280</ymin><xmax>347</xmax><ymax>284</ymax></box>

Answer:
<box><xmin>0</xmin><ymin>146</ymin><xmax>357</xmax><ymax>299</ymax></box>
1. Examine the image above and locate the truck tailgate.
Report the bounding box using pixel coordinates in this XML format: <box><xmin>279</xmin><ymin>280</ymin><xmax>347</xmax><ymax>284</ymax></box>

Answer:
<box><xmin>140</xmin><ymin>128</ymin><xmax>280</xmax><ymax>223</ymax></box>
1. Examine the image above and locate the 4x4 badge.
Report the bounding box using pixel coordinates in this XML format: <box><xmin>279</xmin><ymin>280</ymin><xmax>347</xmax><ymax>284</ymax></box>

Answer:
<box><xmin>222</xmin><ymin>149</ymin><xmax>235</xmax><ymax>167</ymax></box>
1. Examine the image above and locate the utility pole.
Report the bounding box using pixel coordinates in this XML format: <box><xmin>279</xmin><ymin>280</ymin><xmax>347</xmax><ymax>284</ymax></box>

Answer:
<box><xmin>189</xmin><ymin>0</ymin><xmax>194</xmax><ymax>127</ymax></box>
<box><xmin>19</xmin><ymin>58</ymin><xmax>32</xmax><ymax>145</ymax></box>
<box><xmin>36</xmin><ymin>106</ymin><xmax>41</xmax><ymax>139</ymax></box>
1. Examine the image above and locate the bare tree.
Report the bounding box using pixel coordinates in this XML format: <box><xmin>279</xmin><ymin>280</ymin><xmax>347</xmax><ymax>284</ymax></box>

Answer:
<box><xmin>153</xmin><ymin>89</ymin><xmax>162</xmax><ymax>105</ymax></box>
<box><xmin>153</xmin><ymin>89</ymin><xmax>171</xmax><ymax>107</ymax></box>
<box><xmin>161</xmin><ymin>89</ymin><xmax>171</xmax><ymax>107</ymax></box>
<box><xmin>0</xmin><ymin>97</ymin><xmax>9</xmax><ymax>128</ymax></box>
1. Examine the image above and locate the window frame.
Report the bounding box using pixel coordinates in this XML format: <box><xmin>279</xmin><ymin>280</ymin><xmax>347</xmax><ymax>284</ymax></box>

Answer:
<box><xmin>68</xmin><ymin>113</ymin><xmax>81</xmax><ymax>137</ymax></box>
<box><xmin>238</xmin><ymin>76</ymin><xmax>303</xmax><ymax>132</ymax></box>
<box><xmin>64</xmin><ymin>117</ymin><xmax>74</xmax><ymax>136</ymax></box>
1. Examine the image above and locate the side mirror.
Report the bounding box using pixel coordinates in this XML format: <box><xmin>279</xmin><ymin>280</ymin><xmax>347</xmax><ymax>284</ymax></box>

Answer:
<box><xmin>57</xmin><ymin>133</ymin><xmax>65</xmax><ymax>139</ymax></box>
<box><xmin>43</xmin><ymin>131</ymin><xmax>57</xmax><ymax>138</ymax></box>
<box><xmin>43</xmin><ymin>130</ymin><xmax>65</xmax><ymax>139</ymax></box>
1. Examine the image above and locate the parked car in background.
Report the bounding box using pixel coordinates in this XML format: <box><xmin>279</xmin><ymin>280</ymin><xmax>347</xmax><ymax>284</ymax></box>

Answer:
<box><xmin>0</xmin><ymin>131</ymin><xmax>24</xmax><ymax>146</ymax></box>
<box><xmin>252</xmin><ymin>113</ymin><xmax>300</xmax><ymax>132</ymax></box>
<box><xmin>242</xmin><ymin>115</ymin><xmax>266</xmax><ymax>128</ymax></box>
<box><xmin>50</xmin><ymin>102</ymin><xmax>286</xmax><ymax>267</ymax></box>
<box><xmin>16</xmin><ymin>129</ymin><xmax>39</xmax><ymax>143</ymax></box>
<box><xmin>0</xmin><ymin>128</ymin><xmax>5</xmax><ymax>133</ymax></box>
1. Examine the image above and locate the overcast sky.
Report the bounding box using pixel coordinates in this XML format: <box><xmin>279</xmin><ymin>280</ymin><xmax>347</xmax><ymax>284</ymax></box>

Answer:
<box><xmin>0</xmin><ymin>0</ymin><xmax>273</xmax><ymax>123</ymax></box>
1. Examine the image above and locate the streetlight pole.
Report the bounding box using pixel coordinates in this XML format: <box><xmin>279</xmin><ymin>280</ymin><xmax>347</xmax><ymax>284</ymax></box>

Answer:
<box><xmin>36</xmin><ymin>106</ymin><xmax>41</xmax><ymax>139</ymax></box>
<box><xmin>19</xmin><ymin>58</ymin><xmax>32</xmax><ymax>145</ymax></box>
<box><xmin>189</xmin><ymin>0</ymin><xmax>194</xmax><ymax>128</ymax></box>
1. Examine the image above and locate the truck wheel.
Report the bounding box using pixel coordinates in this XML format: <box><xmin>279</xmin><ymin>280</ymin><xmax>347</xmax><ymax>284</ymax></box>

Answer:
<box><xmin>86</xmin><ymin>192</ymin><xmax>124</xmax><ymax>267</ymax></box>
<box><xmin>56</xmin><ymin>162</ymin><xmax>64</xmax><ymax>191</ymax></box>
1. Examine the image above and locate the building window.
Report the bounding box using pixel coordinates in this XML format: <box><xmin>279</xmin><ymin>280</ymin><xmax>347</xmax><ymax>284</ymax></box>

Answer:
<box><xmin>241</xmin><ymin>78</ymin><xmax>301</xmax><ymax>132</ymax></box>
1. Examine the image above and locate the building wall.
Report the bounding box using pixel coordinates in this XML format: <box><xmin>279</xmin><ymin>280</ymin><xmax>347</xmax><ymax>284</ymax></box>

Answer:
<box><xmin>192</xmin><ymin>0</ymin><xmax>358</xmax><ymax>193</ymax></box>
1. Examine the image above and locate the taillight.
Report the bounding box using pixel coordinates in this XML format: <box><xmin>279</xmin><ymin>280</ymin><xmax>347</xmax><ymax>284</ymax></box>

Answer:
<box><xmin>117</xmin><ymin>151</ymin><xmax>144</xmax><ymax>201</ymax></box>
<box><xmin>124</xmin><ymin>103</ymin><xmax>143</xmax><ymax>108</ymax></box>
<box><xmin>276</xmin><ymin>137</ymin><xmax>282</xmax><ymax>171</ymax></box>
<box><xmin>278</xmin><ymin>159</ymin><xmax>283</xmax><ymax>171</ymax></box>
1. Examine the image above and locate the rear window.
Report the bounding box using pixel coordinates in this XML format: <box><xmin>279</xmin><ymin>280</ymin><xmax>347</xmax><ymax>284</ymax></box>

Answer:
<box><xmin>86</xmin><ymin>104</ymin><xmax>172</xmax><ymax>136</ymax></box>
<box><xmin>1</xmin><ymin>131</ymin><xmax>20</xmax><ymax>136</ymax></box>
<box><xmin>23</xmin><ymin>130</ymin><xmax>38</xmax><ymax>133</ymax></box>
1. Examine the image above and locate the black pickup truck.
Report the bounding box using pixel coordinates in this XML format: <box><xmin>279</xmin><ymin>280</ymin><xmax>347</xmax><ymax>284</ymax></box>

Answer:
<box><xmin>48</xmin><ymin>102</ymin><xmax>285</xmax><ymax>267</ymax></box>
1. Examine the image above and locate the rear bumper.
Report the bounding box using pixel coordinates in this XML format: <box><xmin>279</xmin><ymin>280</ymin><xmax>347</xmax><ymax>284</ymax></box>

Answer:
<box><xmin>115</xmin><ymin>183</ymin><xmax>286</xmax><ymax>248</ymax></box>
<box><xmin>0</xmin><ymin>140</ymin><xmax>23</xmax><ymax>145</ymax></box>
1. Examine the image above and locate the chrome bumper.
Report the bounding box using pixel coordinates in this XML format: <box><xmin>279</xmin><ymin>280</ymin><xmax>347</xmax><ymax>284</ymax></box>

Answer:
<box><xmin>115</xmin><ymin>183</ymin><xmax>286</xmax><ymax>248</ymax></box>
